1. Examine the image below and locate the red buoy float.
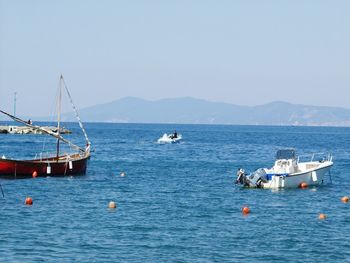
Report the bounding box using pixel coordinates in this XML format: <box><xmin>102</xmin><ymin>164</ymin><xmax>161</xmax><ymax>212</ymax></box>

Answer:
<box><xmin>242</xmin><ymin>206</ymin><xmax>250</xmax><ymax>215</ymax></box>
<box><xmin>25</xmin><ymin>197</ymin><xmax>33</xmax><ymax>205</ymax></box>
<box><xmin>299</xmin><ymin>182</ymin><xmax>308</xmax><ymax>189</ymax></box>
<box><xmin>341</xmin><ymin>196</ymin><xmax>349</xmax><ymax>203</ymax></box>
<box><xmin>318</xmin><ymin>213</ymin><xmax>326</xmax><ymax>220</ymax></box>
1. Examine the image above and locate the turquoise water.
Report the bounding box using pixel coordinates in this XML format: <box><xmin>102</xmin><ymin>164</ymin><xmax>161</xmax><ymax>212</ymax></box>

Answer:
<box><xmin>0</xmin><ymin>123</ymin><xmax>350</xmax><ymax>262</ymax></box>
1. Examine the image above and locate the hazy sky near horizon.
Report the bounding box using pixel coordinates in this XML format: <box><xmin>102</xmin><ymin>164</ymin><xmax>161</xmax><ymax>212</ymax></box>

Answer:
<box><xmin>1</xmin><ymin>0</ymin><xmax>349</xmax><ymax>116</ymax></box>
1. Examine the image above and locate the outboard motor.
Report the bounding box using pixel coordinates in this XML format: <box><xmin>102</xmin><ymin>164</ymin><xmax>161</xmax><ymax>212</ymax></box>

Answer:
<box><xmin>244</xmin><ymin>168</ymin><xmax>268</xmax><ymax>188</ymax></box>
<box><xmin>235</xmin><ymin>168</ymin><xmax>247</xmax><ymax>185</ymax></box>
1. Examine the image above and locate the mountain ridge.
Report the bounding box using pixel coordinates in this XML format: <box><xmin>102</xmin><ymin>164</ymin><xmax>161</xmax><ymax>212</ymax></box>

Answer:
<box><xmin>2</xmin><ymin>97</ymin><xmax>350</xmax><ymax>126</ymax></box>
<box><xmin>61</xmin><ymin>97</ymin><xmax>350</xmax><ymax>126</ymax></box>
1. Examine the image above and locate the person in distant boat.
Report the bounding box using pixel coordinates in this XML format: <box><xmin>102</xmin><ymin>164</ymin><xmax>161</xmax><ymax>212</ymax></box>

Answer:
<box><xmin>27</xmin><ymin>119</ymin><xmax>32</xmax><ymax>125</ymax></box>
<box><xmin>169</xmin><ymin>131</ymin><xmax>177</xmax><ymax>139</ymax></box>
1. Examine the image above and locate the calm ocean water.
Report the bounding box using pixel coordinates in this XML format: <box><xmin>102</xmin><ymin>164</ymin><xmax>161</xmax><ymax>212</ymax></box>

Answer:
<box><xmin>0</xmin><ymin>123</ymin><xmax>350</xmax><ymax>262</ymax></box>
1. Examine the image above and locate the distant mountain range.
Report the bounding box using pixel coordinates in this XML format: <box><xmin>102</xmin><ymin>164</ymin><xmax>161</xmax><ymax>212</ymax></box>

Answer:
<box><xmin>57</xmin><ymin>97</ymin><xmax>350</xmax><ymax>126</ymax></box>
<box><xmin>2</xmin><ymin>97</ymin><xmax>350</xmax><ymax>126</ymax></box>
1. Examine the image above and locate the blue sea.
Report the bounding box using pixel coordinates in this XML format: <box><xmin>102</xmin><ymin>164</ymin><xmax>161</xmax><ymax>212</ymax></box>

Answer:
<box><xmin>0</xmin><ymin>123</ymin><xmax>350</xmax><ymax>262</ymax></box>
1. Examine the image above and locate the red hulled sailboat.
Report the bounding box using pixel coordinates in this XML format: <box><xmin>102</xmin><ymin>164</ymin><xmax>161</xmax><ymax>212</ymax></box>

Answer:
<box><xmin>0</xmin><ymin>75</ymin><xmax>91</xmax><ymax>178</ymax></box>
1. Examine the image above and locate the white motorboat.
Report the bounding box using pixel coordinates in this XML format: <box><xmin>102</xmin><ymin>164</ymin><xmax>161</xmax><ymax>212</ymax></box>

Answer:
<box><xmin>157</xmin><ymin>133</ymin><xmax>182</xmax><ymax>144</ymax></box>
<box><xmin>236</xmin><ymin>149</ymin><xmax>333</xmax><ymax>189</ymax></box>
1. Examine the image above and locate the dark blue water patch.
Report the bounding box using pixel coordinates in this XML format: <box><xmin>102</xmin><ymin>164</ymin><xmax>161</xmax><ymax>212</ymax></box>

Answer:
<box><xmin>0</xmin><ymin>124</ymin><xmax>350</xmax><ymax>262</ymax></box>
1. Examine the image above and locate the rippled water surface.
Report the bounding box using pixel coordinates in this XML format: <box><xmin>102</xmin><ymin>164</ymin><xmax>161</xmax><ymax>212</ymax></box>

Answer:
<box><xmin>1</xmin><ymin>123</ymin><xmax>350</xmax><ymax>262</ymax></box>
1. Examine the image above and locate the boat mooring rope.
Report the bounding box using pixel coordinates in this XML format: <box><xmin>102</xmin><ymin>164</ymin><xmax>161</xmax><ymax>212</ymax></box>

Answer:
<box><xmin>0</xmin><ymin>183</ymin><xmax>4</xmax><ymax>198</ymax></box>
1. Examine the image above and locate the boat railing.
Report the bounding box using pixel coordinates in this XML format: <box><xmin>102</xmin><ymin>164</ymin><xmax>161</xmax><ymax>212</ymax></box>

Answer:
<box><xmin>36</xmin><ymin>151</ymin><xmax>77</xmax><ymax>160</ymax></box>
<box><xmin>297</xmin><ymin>152</ymin><xmax>332</xmax><ymax>163</ymax></box>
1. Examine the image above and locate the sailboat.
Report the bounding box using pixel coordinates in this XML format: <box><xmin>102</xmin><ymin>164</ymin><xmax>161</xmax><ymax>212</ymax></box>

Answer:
<box><xmin>0</xmin><ymin>75</ymin><xmax>91</xmax><ymax>178</ymax></box>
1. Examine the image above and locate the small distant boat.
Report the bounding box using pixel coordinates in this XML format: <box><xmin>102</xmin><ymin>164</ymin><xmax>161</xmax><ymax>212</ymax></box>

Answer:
<box><xmin>236</xmin><ymin>149</ymin><xmax>333</xmax><ymax>189</ymax></box>
<box><xmin>0</xmin><ymin>75</ymin><xmax>91</xmax><ymax>178</ymax></box>
<box><xmin>157</xmin><ymin>132</ymin><xmax>182</xmax><ymax>144</ymax></box>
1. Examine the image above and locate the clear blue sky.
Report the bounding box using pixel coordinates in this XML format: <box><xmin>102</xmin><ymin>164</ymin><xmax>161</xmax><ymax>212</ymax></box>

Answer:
<box><xmin>1</xmin><ymin>0</ymin><xmax>349</xmax><ymax>116</ymax></box>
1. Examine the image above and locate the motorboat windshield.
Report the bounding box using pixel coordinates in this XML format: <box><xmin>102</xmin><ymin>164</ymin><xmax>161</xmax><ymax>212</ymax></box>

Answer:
<box><xmin>276</xmin><ymin>149</ymin><xmax>296</xmax><ymax>160</ymax></box>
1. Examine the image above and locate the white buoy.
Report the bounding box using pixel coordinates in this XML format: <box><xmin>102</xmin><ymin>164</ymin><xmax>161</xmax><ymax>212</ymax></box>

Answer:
<box><xmin>69</xmin><ymin>160</ymin><xmax>73</xmax><ymax>170</ymax></box>
<box><xmin>47</xmin><ymin>165</ymin><xmax>51</xmax><ymax>174</ymax></box>
<box><xmin>108</xmin><ymin>201</ymin><xmax>117</xmax><ymax>209</ymax></box>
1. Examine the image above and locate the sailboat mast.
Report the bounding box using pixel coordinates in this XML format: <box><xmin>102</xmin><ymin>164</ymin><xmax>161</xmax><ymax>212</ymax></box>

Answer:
<box><xmin>56</xmin><ymin>75</ymin><xmax>63</xmax><ymax>160</ymax></box>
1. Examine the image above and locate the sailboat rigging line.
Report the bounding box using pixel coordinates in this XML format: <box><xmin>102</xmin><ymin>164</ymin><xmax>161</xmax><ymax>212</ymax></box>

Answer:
<box><xmin>0</xmin><ymin>109</ymin><xmax>85</xmax><ymax>153</ymax></box>
<box><xmin>61</xmin><ymin>75</ymin><xmax>91</xmax><ymax>146</ymax></box>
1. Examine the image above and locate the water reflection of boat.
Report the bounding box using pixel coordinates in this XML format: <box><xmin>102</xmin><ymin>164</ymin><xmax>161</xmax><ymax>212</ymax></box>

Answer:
<box><xmin>236</xmin><ymin>149</ymin><xmax>333</xmax><ymax>189</ymax></box>
<box><xmin>157</xmin><ymin>133</ymin><xmax>182</xmax><ymax>144</ymax></box>
<box><xmin>0</xmin><ymin>75</ymin><xmax>91</xmax><ymax>178</ymax></box>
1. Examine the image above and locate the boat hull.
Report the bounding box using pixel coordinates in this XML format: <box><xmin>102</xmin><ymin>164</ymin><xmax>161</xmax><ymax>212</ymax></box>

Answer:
<box><xmin>261</xmin><ymin>162</ymin><xmax>332</xmax><ymax>189</ymax></box>
<box><xmin>157</xmin><ymin>134</ymin><xmax>182</xmax><ymax>144</ymax></box>
<box><xmin>157</xmin><ymin>138</ymin><xmax>182</xmax><ymax>144</ymax></box>
<box><xmin>0</xmin><ymin>153</ymin><xmax>90</xmax><ymax>178</ymax></box>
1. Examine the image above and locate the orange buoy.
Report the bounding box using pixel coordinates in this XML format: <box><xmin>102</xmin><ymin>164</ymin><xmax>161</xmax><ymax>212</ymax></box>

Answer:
<box><xmin>319</xmin><ymin>213</ymin><xmax>327</xmax><ymax>220</ymax></box>
<box><xmin>25</xmin><ymin>197</ymin><xmax>33</xmax><ymax>205</ymax></box>
<box><xmin>341</xmin><ymin>196</ymin><xmax>349</xmax><ymax>203</ymax></box>
<box><xmin>108</xmin><ymin>201</ymin><xmax>117</xmax><ymax>209</ymax></box>
<box><xmin>32</xmin><ymin>171</ymin><xmax>38</xmax><ymax>178</ymax></box>
<box><xmin>299</xmin><ymin>182</ymin><xmax>308</xmax><ymax>189</ymax></box>
<box><xmin>242</xmin><ymin>206</ymin><xmax>250</xmax><ymax>215</ymax></box>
